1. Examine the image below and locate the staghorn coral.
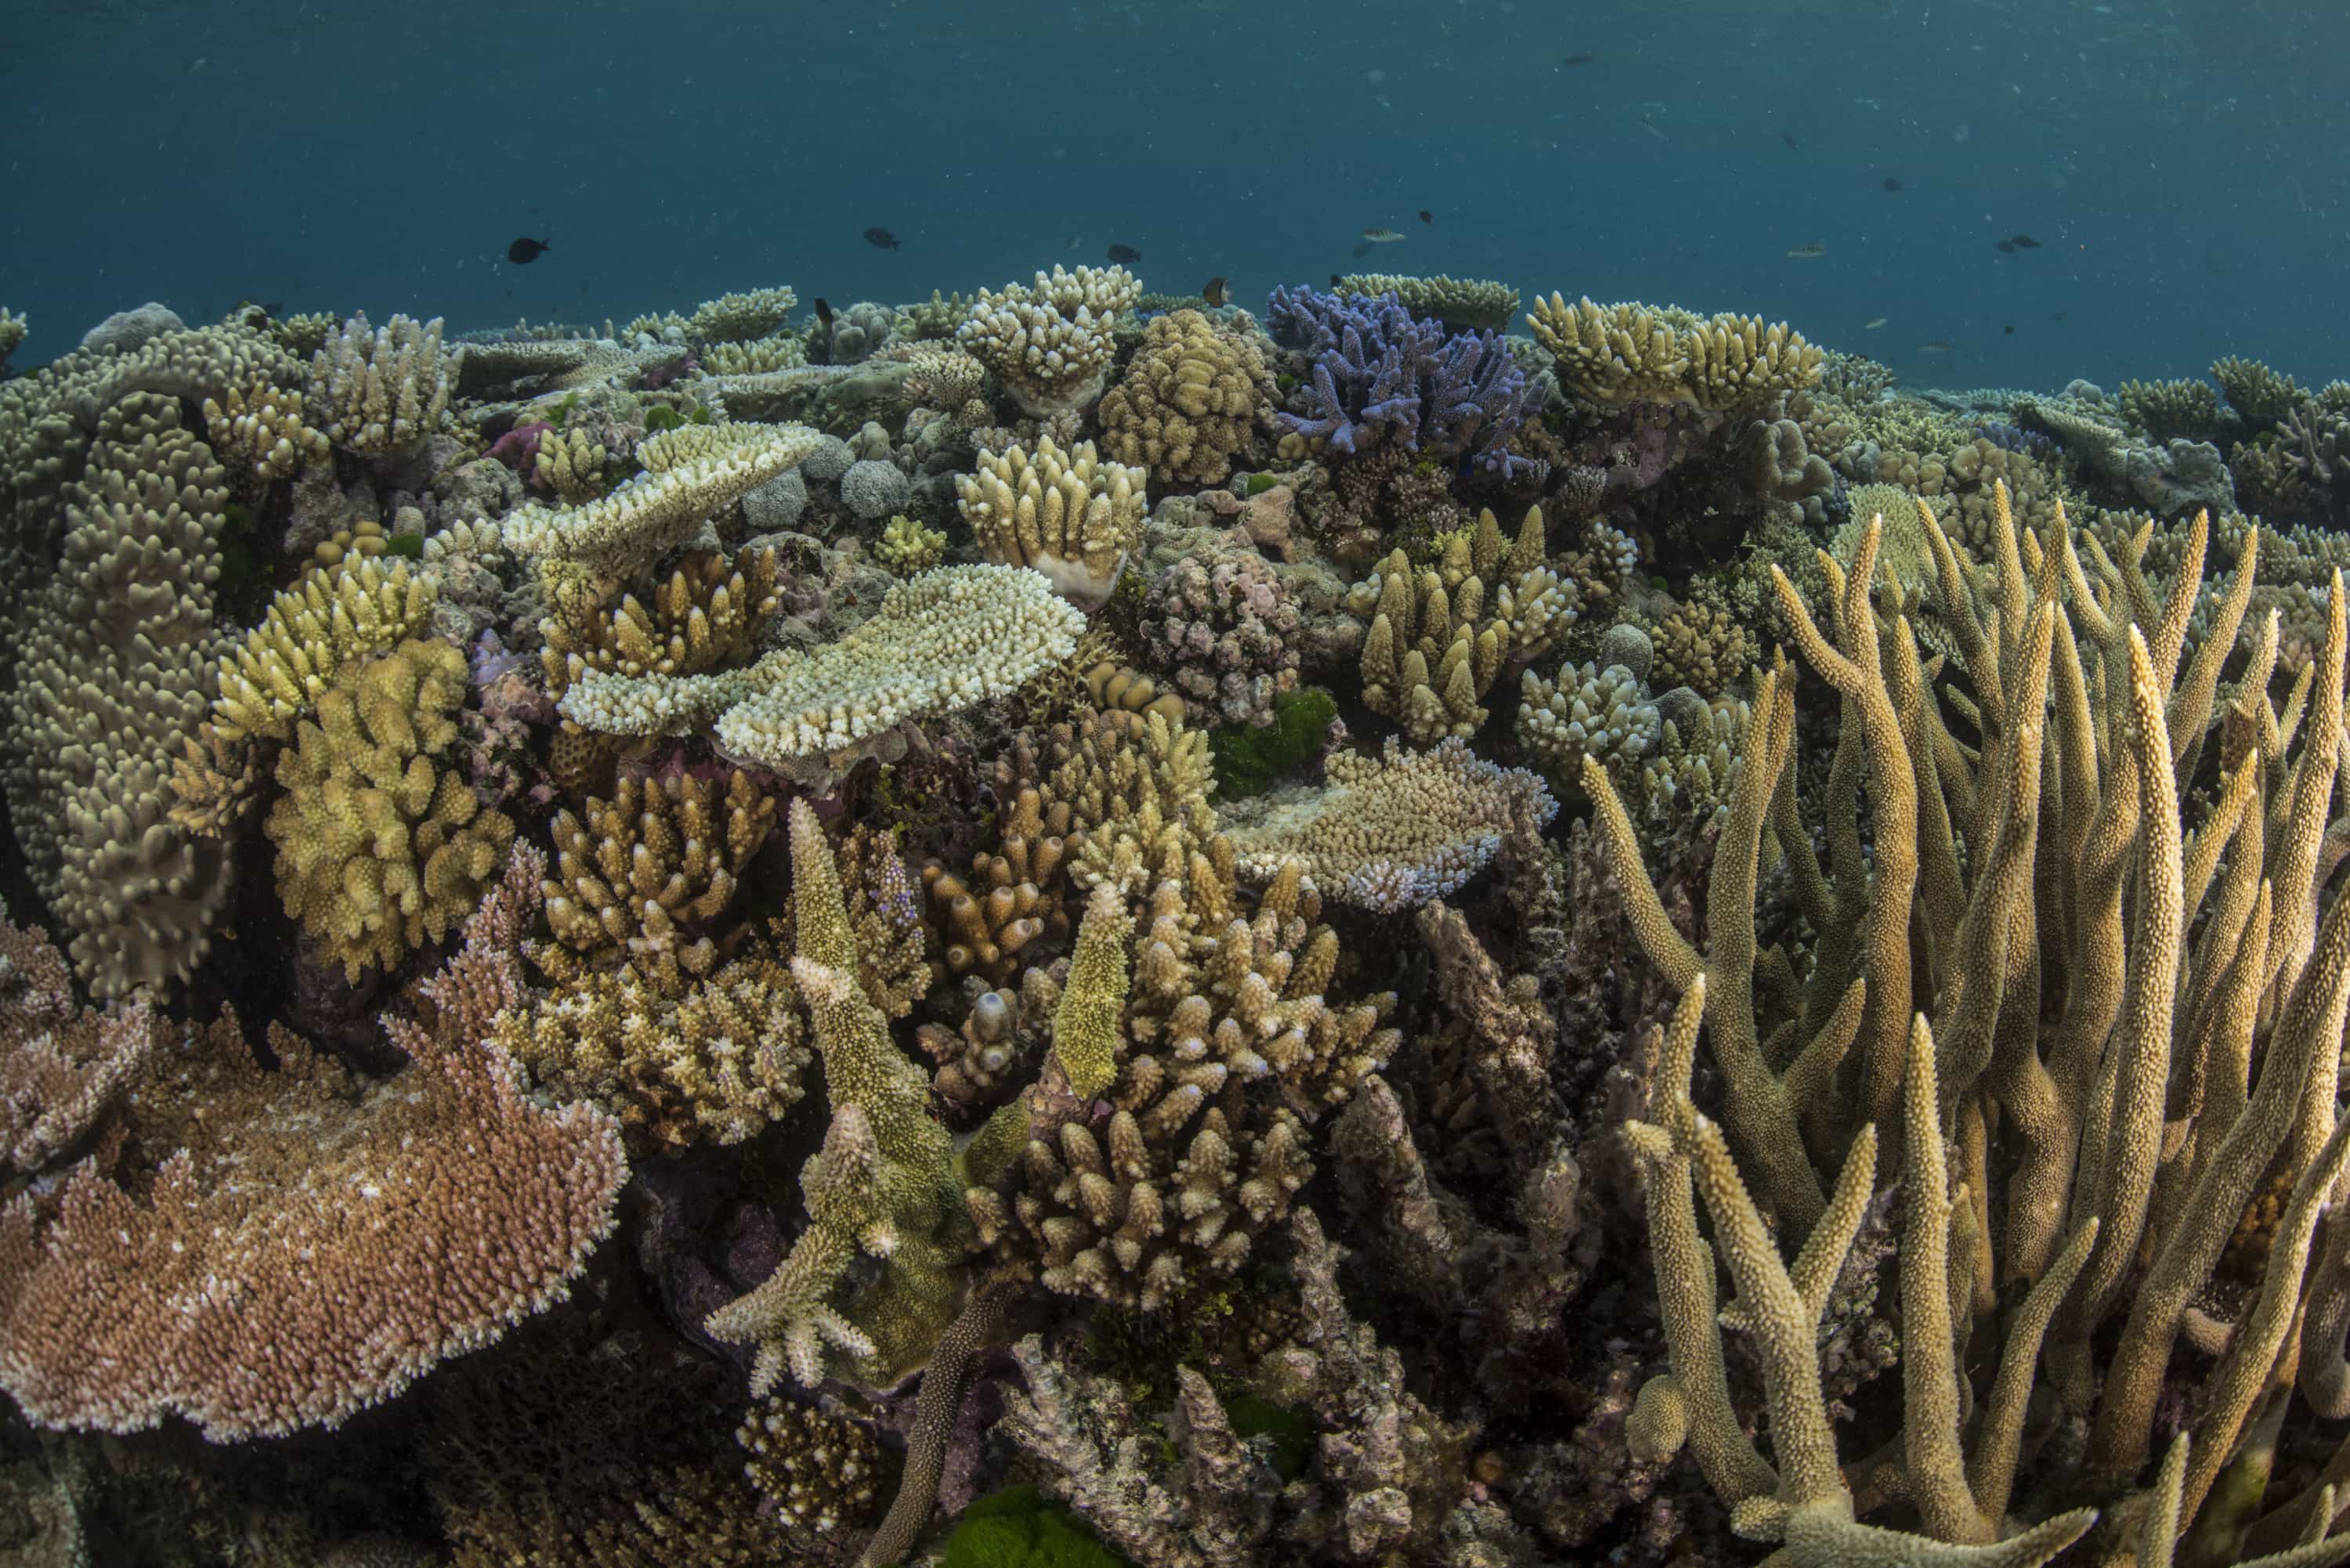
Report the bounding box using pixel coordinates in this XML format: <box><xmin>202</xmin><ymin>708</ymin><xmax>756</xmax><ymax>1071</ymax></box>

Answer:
<box><xmin>956</xmin><ymin>264</ymin><xmax>1141</xmax><ymax>417</ymax></box>
<box><xmin>1097</xmin><ymin>309</ymin><xmax>1273</xmax><ymax>486</ymax></box>
<box><xmin>308</xmin><ymin>312</ymin><xmax>451</xmax><ymax>455</ymax></box>
<box><xmin>0</xmin><ymin>907</ymin><xmax>151</xmax><ymax>1177</ymax></box>
<box><xmin>2211</xmin><ymin>354</ymin><xmax>2304</xmax><ymax>428</ymax></box>
<box><xmin>1046</xmin><ymin>704</ymin><xmax>1220</xmax><ymax>896</ymax></box>
<box><xmin>1222</xmin><ymin>735</ymin><xmax>1556</xmax><ymax>913</ymax></box>
<box><xmin>537</xmin><ymin>768</ymin><xmax>777</xmax><ymax>992</ymax></box>
<box><xmin>1331</xmin><ymin>272</ymin><xmax>1520</xmax><ymax>332</ymax></box>
<box><xmin>874</xmin><ymin>513</ymin><xmax>947</xmax><ymax>574</ymax></box>
<box><xmin>0</xmin><ymin>847</ymin><xmax>624</xmax><ymax>1440</ymax></box>
<box><xmin>1139</xmin><ymin>551</ymin><xmax>1303</xmax><ymax>728</ymax></box>
<box><xmin>266</xmin><ymin>638</ymin><xmax>517</xmax><ymax>981</ymax></box>
<box><xmin>560</xmin><ymin>565</ymin><xmax>1083</xmax><ymax>777</ymax></box>
<box><xmin>706</xmin><ymin>798</ymin><xmax>980</xmax><ymax>1393</ymax></box>
<box><xmin>1525</xmin><ymin>293</ymin><xmax>1821</xmax><ymax>410</ymax></box>
<box><xmin>3</xmin><ymin>395</ymin><xmax>236</xmax><ymax>1000</ymax></box>
<box><xmin>501</xmin><ymin>421</ymin><xmax>824</xmax><ymax>575</ymax></box>
<box><xmin>2120</xmin><ymin>375</ymin><xmax>2234</xmax><ymax>446</ymax></box>
<box><xmin>956</xmin><ymin>433</ymin><xmax>1147</xmax><ymax>605</ymax></box>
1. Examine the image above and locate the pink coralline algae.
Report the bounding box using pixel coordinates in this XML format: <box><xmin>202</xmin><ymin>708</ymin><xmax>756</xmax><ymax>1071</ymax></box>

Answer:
<box><xmin>1140</xmin><ymin>551</ymin><xmax>1301</xmax><ymax>727</ymax></box>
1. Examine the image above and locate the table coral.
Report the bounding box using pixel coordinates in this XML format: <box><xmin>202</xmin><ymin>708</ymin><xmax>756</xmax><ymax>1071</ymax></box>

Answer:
<box><xmin>501</xmin><ymin>421</ymin><xmax>824</xmax><ymax>575</ymax></box>
<box><xmin>0</xmin><ymin>906</ymin><xmax>151</xmax><ymax>1177</ymax></box>
<box><xmin>1097</xmin><ymin>309</ymin><xmax>1273</xmax><ymax>486</ymax></box>
<box><xmin>266</xmin><ymin>638</ymin><xmax>518</xmax><ymax>981</ymax></box>
<box><xmin>1525</xmin><ymin>293</ymin><xmax>1821</xmax><ymax>411</ymax></box>
<box><xmin>956</xmin><ymin>433</ymin><xmax>1147</xmax><ymax>605</ymax></box>
<box><xmin>956</xmin><ymin>264</ymin><xmax>1141</xmax><ymax>417</ymax></box>
<box><xmin>1331</xmin><ymin>271</ymin><xmax>1520</xmax><ymax>332</ymax></box>
<box><xmin>1222</xmin><ymin>735</ymin><xmax>1556</xmax><ymax>913</ymax></box>
<box><xmin>0</xmin><ymin>847</ymin><xmax>624</xmax><ymax>1440</ymax></box>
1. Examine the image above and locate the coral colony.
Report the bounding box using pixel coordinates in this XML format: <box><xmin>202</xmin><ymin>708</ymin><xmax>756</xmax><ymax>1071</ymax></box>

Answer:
<box><xmin>6</xmin><ymin>266</ymin><xmax>2350</xmax><ymax>1568</ymax></box>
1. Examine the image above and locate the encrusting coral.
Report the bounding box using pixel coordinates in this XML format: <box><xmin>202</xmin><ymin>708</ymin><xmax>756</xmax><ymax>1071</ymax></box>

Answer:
<box><xmin>0</xmin><ymin>847</ymin><xmax>624</xmax><ymax>1440</ymax></box>
<box><xmin>266</xmin><ymin>638</ymin><xmax>518</xmax><ymax>981</ymax></box>
<box><xmin>955</xmin><ymin>433</ymin><xmax>1148</xmax><ymax>605</ymax></box>
<box><xmin>1097</xmin><ymin>308</ymin><xmax>1273</xmax><ymax>486</ymax></box>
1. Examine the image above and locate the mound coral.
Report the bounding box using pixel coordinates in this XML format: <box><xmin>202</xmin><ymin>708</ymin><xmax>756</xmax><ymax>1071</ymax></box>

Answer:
<box><xmin>1524</xmin><ymin>293</ymin><xmax>1821</xmax><ymax>411</ymax></box>
<box><xmin>1138</xmin><ymin>551</ymin><xmax>1302</xmax><ymax>728</ymax></box>
<box><xmin>266</xmin><ymin>639</ymin><xmax>518</xmax><ymax>981</ymax></box>
<box><xmin>956</xmin><ymin>434</ymin><xmax>1147</xmax><ymax>605</ymax></box>
<box><xmin>1097</xmin><ymin>309</ymin><xmax>1273</xmax><ymax>486</ymax></box>
<box><xmin>0</xmin><ymin>848</ymin><xmax>624</xmax><ymax>1440</ymax></box>
<box><xmin>956</xmin><ymin>265</ymin><xmax>1141</xmax><ymax>417</ymax></box>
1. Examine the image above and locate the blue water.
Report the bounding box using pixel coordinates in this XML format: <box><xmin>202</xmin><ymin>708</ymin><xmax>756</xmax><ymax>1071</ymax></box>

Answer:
<box><xmin>3</xmin><ymin>0</ymin><xmax>2344</xmax><ymax>393</ymax></box>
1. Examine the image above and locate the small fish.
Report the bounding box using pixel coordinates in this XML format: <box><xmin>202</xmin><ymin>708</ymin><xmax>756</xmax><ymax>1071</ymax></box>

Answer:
<box><xmin>813</xmin><ymin>298</ymin><xmax>834</xmax><ymax>330</ymax></box>
<box><xmin>1781</xmin><ymin>132</ymin><xmax>1800</xmax><ymax>150</ymax></box>
<box><xmin>1864</xmin><ymin>317</ymin><xmax>1888</xmax><ymax>330</ymax></box>
<box><xmin>1996</xmin><ymin>239</ymin><xmax>2017</xmax><ymax>253</ymax></box>
<box><xmin>1882</xmin><ymin>176</ymin><xmax>1904</xmax><ymax>192</ymax></box>
<box><xmin>1418</xmin><ymin>209</ymin><xmax>1433</xmax><ymax>225</ymax></box>
<box><xmin>1634</xmin><ymin>117</ymin><xmax>1668</xmax><ymax>140</ymax></box>
<box><xmin>2009</xmin><ymin>233</ymin><xmax>2041</xmax><ymax>248</ymax></box>
<box><xmin>1066</xmin><ymin>235</ymin><xmax>1082</xmax><ymax>251</ymax></box>
<box><xmin>2003</xmin><ymin>324</ymin><xmax>2017</xmax><ymax>335</ymax></box>
<box><xmin>1202</xmin><ymin>276</ymin><xmax>1230</xmax><ymax>308</ymax></box>
<box><xmin>2050</xmin><ymin>310</ymin><xmax>2069</xmax><ymax>321</ymax></box>
<box><xmin>1560</xmin><ymin>52</ymin><xmax>1596</xmax><ymax>67</ymax></box>
<box><xmin>1918</xmin><ymin>341</ymin><xmax>1954</xmax><ymax>353</ymax></box>
<box><xmin>1361</xmin><ymin>227</ymin><xmax>1405</xmax><ymax>244</ymax></box>
<box><xmin>1787</xmin><ymin>244</ymin><xmax>1828</xmax><ymax>258</ymax></box>
<box><xmin>1330</xmin><ymin>274</ymin><xmax>1344</xmax><ymax>289</ymax></box>
<box><xmin>507</xmin><ymin>237</ymin><xmax>551</xmax><ymax>265</ymax></box>
<box><xmin>1108</xmin><ymin>244</ymin><xmax>1144</xmax><ymax>264</ymax></box>
<box><xmin>862</xmin><ymin>226</ymin><xmax>901</xmax><ymax>250</ymax></box>
<box><xmin>1350</xmin><ymin>241</ymin><xmax>1374</xmax><ymax>259</ymax></box>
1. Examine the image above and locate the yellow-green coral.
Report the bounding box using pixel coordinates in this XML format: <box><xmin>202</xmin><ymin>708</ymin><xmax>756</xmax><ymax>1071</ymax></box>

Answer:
<box><xmin>534</xmin><ymin>427</ymin><xmax>609</xmax><ymax>502</ymax></box>
<box><xmin>1649</xmin><ymin>598</ymin><xmax>1752</xmax><ymax>695</ymax></box>
<box><xmin>1050</xmin><ymin>886</ymin><xmax>1131</xmax><ymax>1099</ymax></box>
<box><xmin>956</xmin><ymin>265</ymin><xmax>1141</xmax><ymax>417</ymax></box>
<box><xmin>206</xmin><ymin>555</ymin><xmax>439</xmax><ymax>745</ymax></box>
<box><xmin>265</xmin><ymin>639</ymin><xmax>516</xmax><ymax>981</ymax></box>
<box><xmin>955</xmin><ymin>434</ymin><xmax>1147</xmax><ymax>605</ymax></box>
<box><xmin>688</xmin><ymin>286</ymin><xmax>798</xmax><ymax>345</ymax></box>
<box><xmin>874</xmin><ymin>515</ymin><xmax>946</xmax><ymax>575</ymax></box>
<box><xmin>1333</xmin><ymin>273</ymin><xmax>1519</xmax><ymax>331</ymax></box>
<box><xmin>539</xmin><ymin>544</ymin><xmax>778</xmax><ymax>708</ymax></box>
<box><xmin>1096</xmin><ymin>309</ymin><xmax>1272</xmax><ymax>486</ymax></box>
<box><xmin>201</xmin><ymin>380</ymin><xmax>328</xmax><ymax>479</ymax></box>
<box><xmin>1525</xmin><ymin>294</ymin><xmax>1821</xmax><ymax>411</ymax></box>
<box><xmin>502</xmin><ymin>421</ymin><xmax>823</xmax><ymax>575</ymax></box>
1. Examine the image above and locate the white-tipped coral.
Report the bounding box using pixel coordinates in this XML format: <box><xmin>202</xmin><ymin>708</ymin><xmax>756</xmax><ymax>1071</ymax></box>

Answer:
<box><xmin>1517</xmin><ymin>659</ymin><xmax>1661</xmax><ymax>793</ymax></box>
<box><xmin>956</xmin><ymin>433</ymin><xmax>1146</xmax><ymax>605</ymax></box>
<box><xmin>560</xmin><ymin>565</ymin><xmax>1084</xmax><ymax>779</ymax></box>
<box><xmin>501</xmin><ymin>422</ymin><xmax>824</xmax><ymax>576</ymax></box>
<box><xmin>1223</xmin><ymin>736</ymin><xmax>1556</xmax><ymax>912</ymax></box>
<box><xmin>956</xmin><ymin>264</ymin><xmax>1141</xmax><ymax>416</ymax></box>
<box><xmin>308</xmin><ymin>313</ymin><xmax>451</xmax><ymax>455</ymax></box>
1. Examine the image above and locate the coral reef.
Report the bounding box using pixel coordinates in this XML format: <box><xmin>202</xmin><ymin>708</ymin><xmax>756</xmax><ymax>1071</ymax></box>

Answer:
<box><xmin>956</xmin><ymin>265</ymin><xmax>1141</xmax><ymax>417</ymax></box>
<box><xmin>956</xmin><ymin>433</ymin><xmax>1147</xmax><ymax>605</ymax></box>
<box><xmin>1138</xmin><ymin>551</ymin><xmax>1302</xmax><ymax>727</ymax></box>
<box><xmin>1526</xmin><ymin>293</ymin><xmax>1822</xmax><ymax>410</ymax></box>
<box><xmin>1267</xmin><ymin>285</ymin><xmax>1531</xmax><ymax>475</ymax></box>
<box><xmin>1097</xmin><ymin>309</ymin><xmax>1273</xmax><ymax>486</ymax></box>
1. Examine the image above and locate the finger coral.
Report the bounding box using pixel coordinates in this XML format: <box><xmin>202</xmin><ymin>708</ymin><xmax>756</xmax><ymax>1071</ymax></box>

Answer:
<box><xmin>955</xmin><ymin>434</ymin><xmax>1147</xmax><ymax>605</ymax></box>
<box><xmin>1223</xmin><ymin>735</ymin><xmax>1556</xmax><ymax>913</ymax></box>
<box><xmin>204</xmin><ymin>554</ymin><xmax>440</xmax><ymax>746</ymax></box>
<box><xmin>266</xmin><ymin>638</ymin><xmax>517</xmax><ymax>981</ymax></box>
<box><xmin>873</xmin><ymin>513</ymin><xmax>946</xmax><ymax>574</ymax></box>
<box><xmin>308</xmin><ymin>312</ymin><xmax>451</xmax><ymax>455</ymax></box>
<box><xmin>956</xmin><ymin>264</ymin><xmax>1141</xmax><ymax>417</ymax></box>
<box><xmin>1097</xmin><ymin>309</ymin><xmax>1273</xmax><ymax>486</ymax></box>
<box><xmin>0</xmin><ymin>847</ymin><xmax>624</xmax><ymax>1440</ymax></box>
<box><xmin>1525</xmin><ymin>293</ymin><xmax>1822</xmax><ymax>411</ymax></box>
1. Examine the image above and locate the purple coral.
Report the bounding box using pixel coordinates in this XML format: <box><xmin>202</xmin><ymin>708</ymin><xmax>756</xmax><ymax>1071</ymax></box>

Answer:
<box><xmin>1141</xmin><ymin>552</ymin><xmax>1302</xmax><ymax>727</ymax></box>
<box><xmin>1266</xmin><ymin>285</ymin><xmax>1533</xmax><ymax>475</ymax></box>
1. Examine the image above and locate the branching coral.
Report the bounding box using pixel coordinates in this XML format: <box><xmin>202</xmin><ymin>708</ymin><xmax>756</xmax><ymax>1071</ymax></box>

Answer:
<box><xmin>874</xmin><ymin>514</ymin><xmax>946</xmax><ymax>574</ymax></box>
<box><xmin>956</xmin><ymin>434</ymin><xmax>1147</xmax><ymax>605</ymax></box>
<box><xmin>203</xmin><ymin>554</ymin><xmax>439</xmax><ymax>746</ymax></box>
<box><xmin>1097</xmin><ymin>309</ymin><xmax>1273</xmax><ymax>486</ymax></box>
<box><xmin>0</xmin><ymin>847</ymin><xmax>624</xmax><ymax>1440</ymax></box>
<box><xmin>1649</xmin><ymin>598</ymin><xmax>1751</xmax><ymax>695</ymax></box>
<box><xmin>266</xmin><ymin>638</ymin><xmax>517</xmax><ymax>981</ymax></box>
<box><xmin>1223</xmin><ymin>736</ymin><xmax>1556</xmax><ymax>912</ymax></box>
<box><xmin>201</xmin><ymin>378</ymin><xmax>328</xmax><ymax>479</ymax></box>
<box><xmin>308</xmin><ymin>312</ymin><xmax>451</xmax><ymax>455</ymax></box>
<box><xmin>956</xmin><ymin>265</ymin><xmax>1141</xmax><ymax>417</ymax></box>
<box><xmin>1139</xmin><ymin>551</ymin><xmax>1302</xmax><ymax>728</ymax></box>
<box><xmin>1524</xmin><ymin>293</ymin><xmax>1821</xmax><ymax>411</ymax></box>
<box><xmin>1266</xmin><ymin>286</ymin><xmax>1531</xmax><ymax>475</ymax></box>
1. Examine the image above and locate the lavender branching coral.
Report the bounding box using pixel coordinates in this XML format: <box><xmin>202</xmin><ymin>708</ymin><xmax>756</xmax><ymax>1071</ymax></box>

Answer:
<box><xmin>1266</xmin><ymin>286</ymin><xmax>1532</xmax><ymax>475</ymax></box>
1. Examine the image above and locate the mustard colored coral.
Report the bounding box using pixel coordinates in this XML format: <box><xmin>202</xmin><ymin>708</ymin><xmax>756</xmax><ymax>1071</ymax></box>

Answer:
<box><xmin>1525</xmin><ymin>293</ymin><xmax>1822</xmax><ymax>410</ymax></box>
<box><xmin>956</xmin><ymin>434</ymin><xmax>1146</xmax><ymax>605</ymax></box>
<box><xmin>1097</xmin><ymin>309</ymin><xmax>1272</xmax><ymax>486</ymax></box>
<box><xmin>266</xmin><ymin>639</ymin><xmax>516</xmax><ymax>981</ymax></box>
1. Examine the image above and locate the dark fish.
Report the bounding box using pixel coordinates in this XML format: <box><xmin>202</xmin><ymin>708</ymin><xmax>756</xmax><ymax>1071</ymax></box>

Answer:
<box><xmin>507</xmin><ymin>237</ymin><xmax>550</xmax><ymax>265</ymax></box>
<box><xmin>863</xmin><ymin>226</ymin><xmax>901</xmax><ymax>250</ymax></box>
<box><xmin>1107</xmin><ymin>244</ymin><xmax>1143</xmax><ymax>264</ymax></box>
<box><xmin>1996</xmin><ymin>239</ymin><xmax>2018</xmax><ymax>253</ymax></box>
<box><xmin>1418</xmin><ymin>209</ymin><xmax>1433</xmax><ymax>225</ymax></box>
<box><xmin>1882</xmin><ymin>176</ymin><xmax>1904</xmax><ymax>192</ymax></box>
<box><xmin>1560</xmin><ymin>52</ymin><xmax>1596</xmax><ymax>66</ymax></box>
<box><xmin>2004</xmin><ymin>323</ymin><xmax>2016</xmax><ymax>335</ymax></box>
<box><xmin>1202</xmin><ymin>276</ymin><xmax>1230</xmax><ymax>308</ymax></box>
<box><xmin>813</xmin><ymin>298</ymin><xmax>833</xmax><ymax>328</ymax></box>
<box><xmin>2051</xmin><ymin>310</ymin><xmax>2069</xmax><ymax>321</ymax></box>
<box><xmin>2010</xmin><ymin>233</ymin><xmax>2041</xmax><ymax>248</ymax></box>
<box><xmin>1781</xmin><ymin>132</ymin><xmax>1799</xmax><ymax>150</ymax></box>
<box><xmin>1350</xmin><ymin>240</ymin><xmax>1374</xmax><ymax>258</ymax></box>
<box><xmin>1330</xmin><ymin>274</ymin><xmax>1343</xmax><ymax>288</ymax></box>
